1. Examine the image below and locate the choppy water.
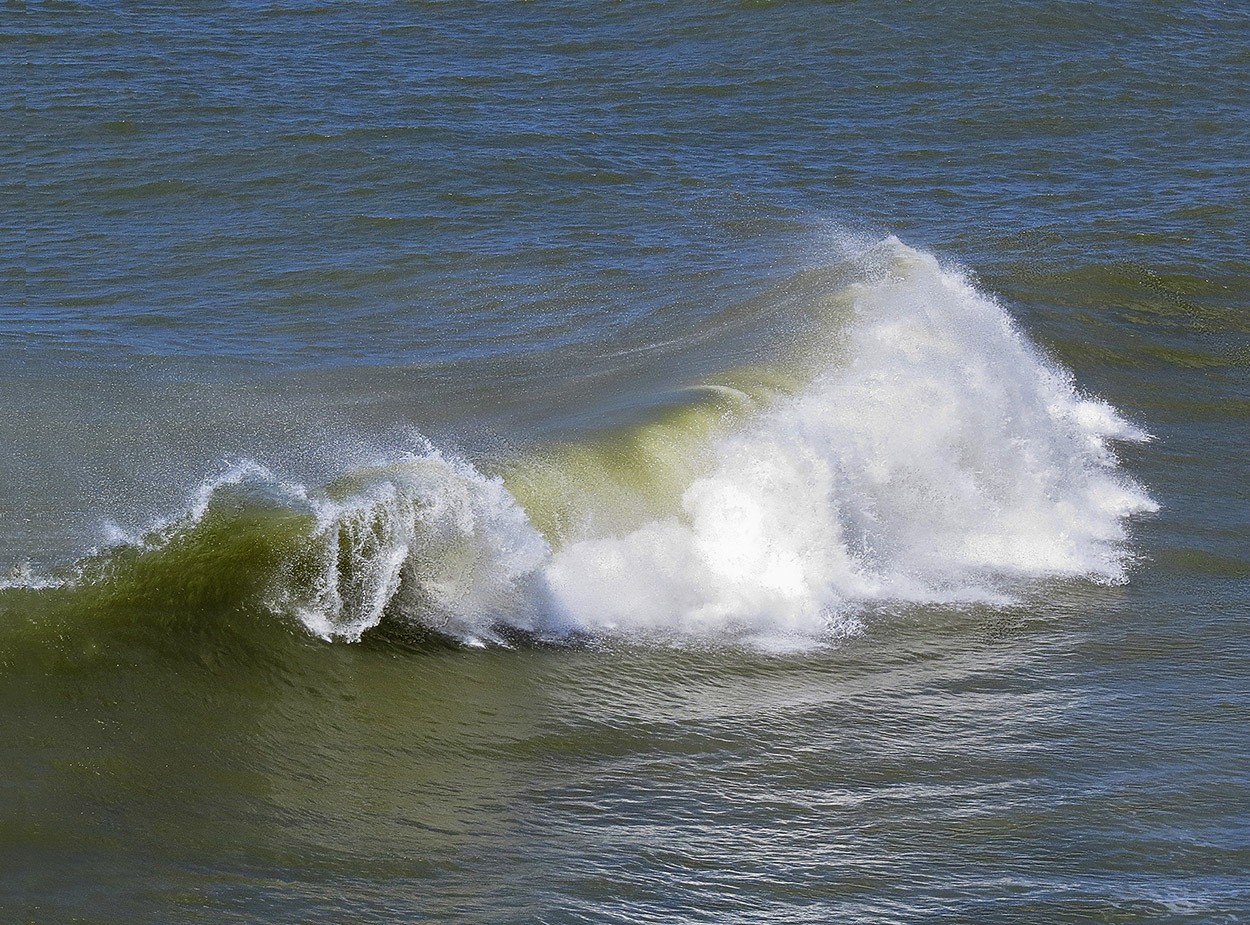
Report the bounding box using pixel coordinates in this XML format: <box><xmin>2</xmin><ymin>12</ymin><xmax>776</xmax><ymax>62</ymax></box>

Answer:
<box><xmin>4</xmin><ymin>1</ymin><xmax>1249</xmax><ymax>922</ymax></box>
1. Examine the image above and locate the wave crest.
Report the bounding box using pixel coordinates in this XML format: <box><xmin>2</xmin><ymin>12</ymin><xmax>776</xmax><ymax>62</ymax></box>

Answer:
<box><xmin>282</xmin><ymin>451</ymin><xmax>550</xmax><ymax>643</ymax></box>
<box><xmin>7</xmin><ymin>238</ymin><xmax>1157</xmax><ymax>648</ymax></box>
<box><xmin>545</xmin><ymin>239</ymin><xmax>1156</xmax><ymax>642</ymax></box>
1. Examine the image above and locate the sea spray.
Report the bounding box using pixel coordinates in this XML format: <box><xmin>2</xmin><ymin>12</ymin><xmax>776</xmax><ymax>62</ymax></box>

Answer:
<box><xmin>546</xmin><ymin>240</ymin><xmax>1157</xmax><ymax>642</ymax></box>
<box><xmin>282</xmin><ymin>450</ymin><xmax>550</xmax><ymax>643</ymax></box>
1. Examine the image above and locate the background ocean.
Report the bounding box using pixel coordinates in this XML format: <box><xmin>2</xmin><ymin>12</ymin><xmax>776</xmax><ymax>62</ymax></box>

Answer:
<box><xmin>4</xmin><ymin>1</ymin><xmax>1249</xmax><ymax>922</ymax></box>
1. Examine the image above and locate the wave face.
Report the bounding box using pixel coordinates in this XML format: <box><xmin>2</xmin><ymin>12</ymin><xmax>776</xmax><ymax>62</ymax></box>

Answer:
<box><xmin>5</xmin><ymin>239</ymin><xmax>1157</xmax><ymax>647</ymax></box>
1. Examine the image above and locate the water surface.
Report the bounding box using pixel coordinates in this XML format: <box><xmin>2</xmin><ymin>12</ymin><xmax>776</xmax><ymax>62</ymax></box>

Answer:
<box><xmin>4</xmin><ymin>1</ymin><xmax>1249</xmax><ymax>922</ymax></box>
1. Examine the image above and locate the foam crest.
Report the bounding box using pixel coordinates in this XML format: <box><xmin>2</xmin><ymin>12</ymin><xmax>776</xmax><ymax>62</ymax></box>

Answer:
<box><xmin>541</xmin><ymin>239</ymin><xmax>1156</xmax><ymax>642</ymax></box>
<box><xmin>282</xmin><ymin>450</ymin><xmax>550</xmax><ymax>643</ymax></box>
<box><xmin>5</xmin><ymin>238</ymin><xmax>1157</xmax><ymax>649</ymax></box>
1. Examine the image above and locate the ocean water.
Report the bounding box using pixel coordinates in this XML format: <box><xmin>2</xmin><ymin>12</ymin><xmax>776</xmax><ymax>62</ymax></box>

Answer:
<box><xmin>4</xmin><ymin>1</ymin><xmax>1249</xmax><ymax>922</ymax></box>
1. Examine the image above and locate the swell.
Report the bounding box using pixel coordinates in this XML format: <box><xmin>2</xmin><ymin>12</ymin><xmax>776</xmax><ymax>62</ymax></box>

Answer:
<box><xmin>1</xmin><ymin>238</ymin><xmax>1158</xmax><ymax>651</ymax></box>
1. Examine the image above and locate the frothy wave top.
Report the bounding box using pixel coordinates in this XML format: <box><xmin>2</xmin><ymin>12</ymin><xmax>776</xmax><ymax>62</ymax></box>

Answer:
<box><xmin>6</xmin><ymin>239</ymin><xmax>1157</xmax><ymax>648</ymax></box>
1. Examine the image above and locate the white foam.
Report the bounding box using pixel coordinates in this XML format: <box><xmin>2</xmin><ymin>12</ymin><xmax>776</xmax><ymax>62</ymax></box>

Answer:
<box><xmin>98</xmin><ymin>459</ymin><xmax>309</xmax><ymax>551</ymax></box>
<box><xmin>282</xmin><ymin>449</ymin><xmax>550</xmax><ymax>643</ymax></box>
<box><xmin>0</xmin><ymin>560</ymin><xmax>61</xmax><ymax>591</ymax></box>
<box><xmin>540</xmin><ymin>239</ymin><xmax>1156</xmax><ymax>644</ymax></box>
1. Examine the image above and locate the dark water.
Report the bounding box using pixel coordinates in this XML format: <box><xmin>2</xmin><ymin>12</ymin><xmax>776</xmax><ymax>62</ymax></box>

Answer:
<box><xmin>4</xmin><ymin>1</ymin><xmax>1249</xmax><ymax>922</ymax></box>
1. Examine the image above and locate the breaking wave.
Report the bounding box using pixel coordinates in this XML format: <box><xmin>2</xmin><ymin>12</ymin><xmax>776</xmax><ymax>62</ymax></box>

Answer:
<box><xmin>3</xmin><ymin>238</ymin><xmax>1157</xmax><ymax>648</ymax></box>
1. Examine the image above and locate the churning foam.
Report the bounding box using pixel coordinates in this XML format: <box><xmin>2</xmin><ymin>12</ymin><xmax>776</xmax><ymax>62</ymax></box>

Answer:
<box><xmin>546</xmin><ymin>240</ymin><xmax>1155</xmax><ymax>641</ymax></box>
<box><xmin>282</xmin><ymin>450</ymin><xmax>550</xmax><ymax>643</ymax></box>
<box><xmin>15</xmin><ymin>239</ymin><xmax>1157</xmax><ymax>645</ymax></box>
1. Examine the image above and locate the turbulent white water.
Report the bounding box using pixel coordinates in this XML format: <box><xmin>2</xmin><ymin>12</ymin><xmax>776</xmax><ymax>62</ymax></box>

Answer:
<box><xmin>544</xmin><ymin>240</ymin><xmax>1156</xmax><ymax>642</ymax></box>
<box><xmin>16</xmin><ymin>239</ymin><xmax>1157</xmax><ymax>645</ymax></box>
<box><xmin>283</xmin><ymin>451</ymin><xmax>551</xmax><ymax>643</ymax></box>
